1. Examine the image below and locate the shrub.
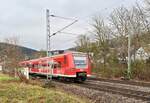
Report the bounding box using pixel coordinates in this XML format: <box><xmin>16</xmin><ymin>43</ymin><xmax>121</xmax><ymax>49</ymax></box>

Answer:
<box><xmin>131</xmin><ymin>60</ymin><xmax>150</xmax><ymax>81</ymax></box>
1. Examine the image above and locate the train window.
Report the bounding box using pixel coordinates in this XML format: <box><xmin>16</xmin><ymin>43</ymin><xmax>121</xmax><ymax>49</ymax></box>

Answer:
<box><xmin>73</xmin><ymin>56</ymin><xmax>87</xmax><ymax>68</ymax></box>
<box><xmin>38</xmin><ymin>64</ymin><xmax>42</xmax><ymax>68</ymax></box>
<box><xmin>58</xmin><ymin>62</ymin><xmax>61</xmax><ymax>68</ymax></box>
<box><xmin>64</xmin><ymin>55</ymin><xmax>67</xmax><ymax>64</ymax></box>
<box><xmin>28</xmin><ymin>64</ymin><xmax>34</xmax><ymax>68</ymax></box>
<box><xmin>53</xmin><ymin>64</ymin><xmax>57</xmax><ymax>69</ymax></box>
<box><xmin>26</xmin><ymin>64</ymin><xmax>30</xmax><ymax>67</ymax></box>
<box><xmin>52</xmin><ymin>62</ymin><xmax>61</xmax><ymax>69</ymax></box>
<box><xmin>34</xmin><ymin>64</ymin><xmax>38</xmax><ymax>68</ymax></box>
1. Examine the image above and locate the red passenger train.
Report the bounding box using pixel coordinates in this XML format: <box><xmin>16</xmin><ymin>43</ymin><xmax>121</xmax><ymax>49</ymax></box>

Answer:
<box><xmin>20</xmin><ymin>51</ymin><xmax>91</xmax><ymax>82</ymax></box>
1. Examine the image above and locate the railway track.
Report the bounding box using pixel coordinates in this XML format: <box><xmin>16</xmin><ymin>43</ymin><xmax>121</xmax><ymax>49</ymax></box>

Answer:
<box><xmin>31</xmin><ymin>75</ymin><xmax>150</xmax><ymax>102</ymax></box>
<box><xmin>76</xmin><ymin>81</ymin><xmax>150</xmax><ymax>102</ymax></box>
<box><xmin>88</xmin><ymin>77</ymin><xmax>150</xmax><ymax>87</ymax></box>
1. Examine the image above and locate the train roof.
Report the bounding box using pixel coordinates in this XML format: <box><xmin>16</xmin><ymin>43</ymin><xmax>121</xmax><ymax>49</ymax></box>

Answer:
<box><xmin>19</xmin><ymin>51</ymin><xmax>87</xmax><ymax>65</ymax></box>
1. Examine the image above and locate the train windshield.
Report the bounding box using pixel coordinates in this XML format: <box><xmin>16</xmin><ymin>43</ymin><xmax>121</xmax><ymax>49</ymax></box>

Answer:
<box><xmin>73</xmin><ymin>55</ymin><xmax>87</xmax><ymax>68</ymax></box>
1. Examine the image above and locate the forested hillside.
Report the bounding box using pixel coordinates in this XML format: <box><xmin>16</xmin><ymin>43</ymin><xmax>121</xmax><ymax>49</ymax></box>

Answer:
<box><xmin>0</xmin><ymin>42</ymin><xmax>37</xmax><ymax>57</ymax></box>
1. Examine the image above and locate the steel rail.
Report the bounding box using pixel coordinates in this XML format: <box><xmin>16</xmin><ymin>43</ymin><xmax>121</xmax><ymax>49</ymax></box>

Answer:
<box><xmin>88</xmin><ymin>77</ymin><xmax>150</xmax><ymax>87</ymax></box>
<box><xmin>77</xmin><ymin>82</ymin><xmax>150</xmax><ymax>101</ymax></box>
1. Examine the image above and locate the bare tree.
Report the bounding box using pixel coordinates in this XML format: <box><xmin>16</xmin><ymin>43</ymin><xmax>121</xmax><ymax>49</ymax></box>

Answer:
<box><xmin>110</xmin><ymin>7</ymin><xmax>130</xmax><ymax>63</ymax></box>
<box><xmin>125</xmin><ymin>3</ymin><xmax>150</xmax><ymax>61</ymax></box>
<box><xmin>109</xmin><ymin>4</ymin><xmax>150</xmax><ymax>62</ymax></box>
<box><xmin>144</xmin><ymin>0</ymin><xmax>150</xmax><ymax>34</ymax></box>
<box><xmin>76</xmin><ymin>34</ymin><xmax>91</xmax><ymax>54</ymax></box>
<box><xmin>91</xmin><ymin>16</ymin><xmax>111</xmax><ymax>68</ymax></box>
<box><xmin>145</xmin><ymin>0</ymin><xmax>150</xmax><ymax>12</ymax></box>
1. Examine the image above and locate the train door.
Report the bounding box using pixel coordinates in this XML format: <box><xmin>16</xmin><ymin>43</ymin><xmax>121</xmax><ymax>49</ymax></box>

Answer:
<box><xmin>41</xmin><ymin>60</ymin><xmax>53</xmax><ymax>75</ymax></box>
<box><xmin>51</xmin><ymin>62</ymin><xmax>61</xmax><ymax>77</ymax></box>
<box><xmin>29</xmin><ymin>63</ymin><xmax>38</xmax><ymax>73</ymax></box>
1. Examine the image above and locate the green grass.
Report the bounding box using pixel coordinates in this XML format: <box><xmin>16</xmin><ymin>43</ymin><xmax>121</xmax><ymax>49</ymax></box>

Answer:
<box><xmin>0</xmin><ymin>73</ymin><xmax>87</xmax><ymax>103</ymax></box>
<box><xmin>0</xmin><ymin>73</ymin><xmax>17</xmax><ymax>81</ymax></box>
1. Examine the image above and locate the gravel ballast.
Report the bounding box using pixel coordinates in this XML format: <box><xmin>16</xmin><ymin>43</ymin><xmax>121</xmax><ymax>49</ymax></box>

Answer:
<box><xmin>54</xmin><ymin>81</ymin><xmax>147</xmax><ymax>103</ymax></box>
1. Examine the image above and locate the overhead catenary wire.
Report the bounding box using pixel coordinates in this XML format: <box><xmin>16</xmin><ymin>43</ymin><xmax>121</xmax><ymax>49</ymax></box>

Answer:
<box><xmin>59</xmin><ymin>31</ymin><xmax>83</xmax><ymax>36</ymax></box>
<box><xmin>52</xmin><ymin>20</ymin><xmax>78</xmax><ymax>35</ymax></box>
<box><xmin>50</xmin><ymin>15</ymin><xmax>77</xmax><ymax>21</ymax></box>
<box><xmin>48</xmin><ymin>12</ymin><xmax>79</xmax><ymax>50</ymax></box>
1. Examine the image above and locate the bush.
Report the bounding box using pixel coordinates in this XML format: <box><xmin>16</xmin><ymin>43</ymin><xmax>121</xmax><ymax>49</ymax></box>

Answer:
<box><xmin>95</xmin><ymin>65</ymin><xmax>125</xmax><ymax>78</ymax></box>
<box><xmin>131</xmin><ymin>60</ymin><xmax>150</xmax><ymax>81</ymax></box>
<box><xmin>92</xmin><ymin>59</ymin><xmax>150</xmax><ymax>81</ymax></box>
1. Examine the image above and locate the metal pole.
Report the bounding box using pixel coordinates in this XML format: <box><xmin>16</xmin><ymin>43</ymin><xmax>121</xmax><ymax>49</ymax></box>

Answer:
<box><xmin>46</xmin><ymin>9</ymin><xmax>50</xmax><ymax>57</ymax></box>
<box><xmin>46</xmin><ymin>9</ymin><xmax>53</xmax><ymax>81</ymax></box>
<box><xmin>46</xmin><ymin>9</ymin><xmax>51</xmax><ymax>80</ymax></box>
<box><xmin>46</xmin><ymin>12</ymin><xmax>78</xmax><ymax>81</ymax></box>
<box><xmin>127</xmin><ymin>31</ymin><xmax>131</xmax><ymax>79</ymax></box>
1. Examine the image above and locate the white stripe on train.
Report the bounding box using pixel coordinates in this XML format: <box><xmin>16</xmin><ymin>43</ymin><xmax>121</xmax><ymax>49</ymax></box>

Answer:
<box><xmin>29</xmin><ymin>71</ymin><xmax>91</xmax><ymax>77</ymax></box>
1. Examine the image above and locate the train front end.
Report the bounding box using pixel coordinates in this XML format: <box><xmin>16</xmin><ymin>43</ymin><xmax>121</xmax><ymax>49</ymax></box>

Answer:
<box><xmin>70</xmin><ymin>52</ymin><xmax>91</xmax><ymax>82</ymax></box>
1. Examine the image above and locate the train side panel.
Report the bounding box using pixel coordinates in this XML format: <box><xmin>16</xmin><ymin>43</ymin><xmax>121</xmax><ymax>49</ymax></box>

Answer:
<box><xmin>19</xmin><ymin>52</ymin><xmax>92</xmax><ymax>81</ymax></box>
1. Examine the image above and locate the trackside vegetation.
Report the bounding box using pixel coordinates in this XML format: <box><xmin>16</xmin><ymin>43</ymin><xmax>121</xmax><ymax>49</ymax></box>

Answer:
<box><xmin>76</xmin><ymin>0</ymin><xmax>150</xmax><ymax>81</ymax></box>
<box><xmin>0</xmin><ymin>73</ymin><xmax>87</xmax><ymax>103</ymax></box>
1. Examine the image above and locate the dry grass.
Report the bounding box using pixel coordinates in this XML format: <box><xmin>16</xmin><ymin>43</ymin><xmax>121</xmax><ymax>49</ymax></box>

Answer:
<box><xmin>0</xmin><ymin>73</ymin><xmax>86</xmax><ymax>103</ymax></box>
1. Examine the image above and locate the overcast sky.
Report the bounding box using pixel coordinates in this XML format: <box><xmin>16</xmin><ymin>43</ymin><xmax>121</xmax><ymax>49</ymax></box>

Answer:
<box><xmin>0</xmin><ymin>0</ymin><xmax>142</xmax><ymax>50</ymax></box>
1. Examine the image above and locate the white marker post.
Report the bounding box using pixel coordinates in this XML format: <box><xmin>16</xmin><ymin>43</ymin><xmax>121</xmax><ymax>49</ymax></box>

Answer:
<box><xmin>24</xmin><ymin>67</ymin><xmax>29</xmax><ymax>79</ymax></box>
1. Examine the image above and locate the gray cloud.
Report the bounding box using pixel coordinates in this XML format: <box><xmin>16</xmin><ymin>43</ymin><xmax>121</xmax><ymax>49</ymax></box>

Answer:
<box><xmin>0</xmin><ymin>0</ymin><xmax>138</xmax><ymax>50</ymax></box>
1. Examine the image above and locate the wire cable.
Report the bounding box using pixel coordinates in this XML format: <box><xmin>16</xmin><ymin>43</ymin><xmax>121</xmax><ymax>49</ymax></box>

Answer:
<box><xmin>52</xmin><ymin>20</ymin><xmax>78</xmax><ymax>35</ymax></box>
<box><xmin>50</xmin><ymin>15</ymin><xmax>77</xmax><ymax>21</ymax></box>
